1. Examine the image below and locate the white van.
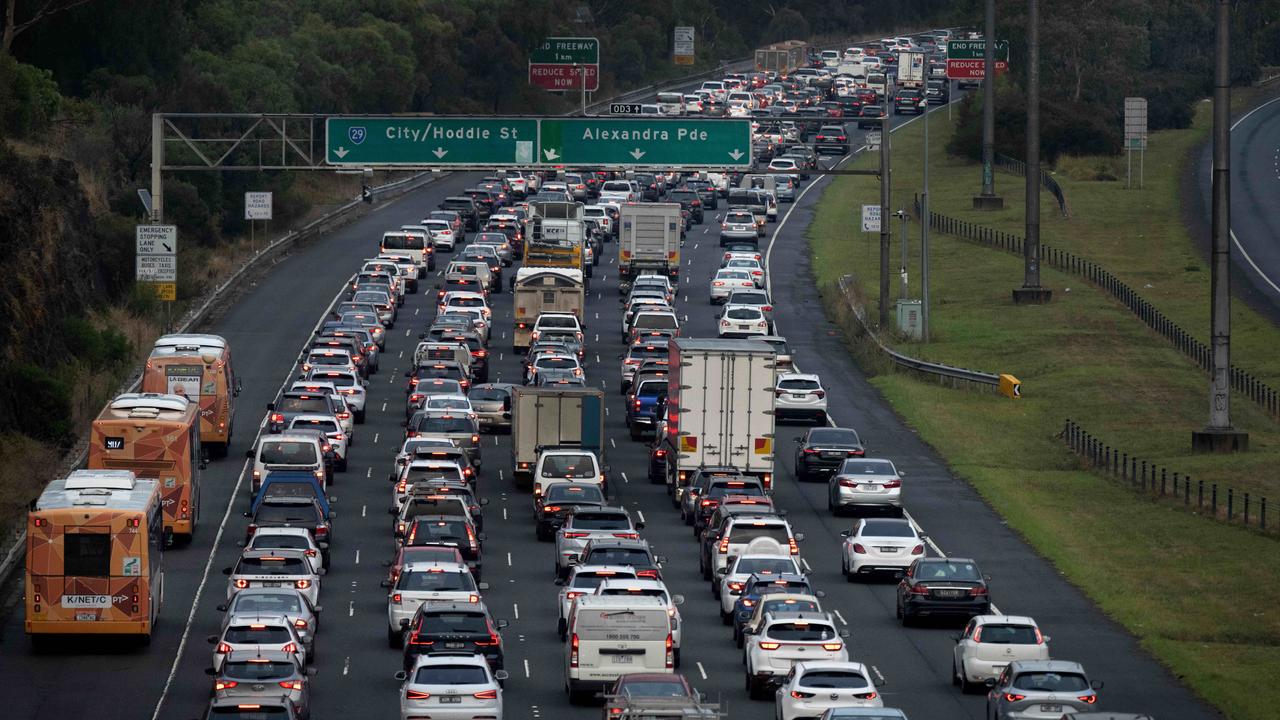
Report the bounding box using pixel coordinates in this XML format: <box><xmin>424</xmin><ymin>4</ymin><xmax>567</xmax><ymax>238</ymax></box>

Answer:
<box><xmin>655</xmin><ymin>92</ymin><xmax>684</xmax><ymax>116</ymax></box>
<box><xmin>564</xmin><ymin>595</ymin><xmax>673</xmax><ymax>701</ymax></box>
<box><xmin>699</xmin><ymin>80</ymin><xmax>727</xmax><ymax>100</ymax></box>
<box><xmin>412</xmin><ymin>340</ymin><xmax>472</xmax><ymax>378</ymax></box>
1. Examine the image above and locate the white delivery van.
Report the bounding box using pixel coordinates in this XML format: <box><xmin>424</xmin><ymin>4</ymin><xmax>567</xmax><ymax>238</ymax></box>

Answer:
<box><xmin>564</xmin><ymin>595</ymin><xmax>673</xmax><ymax>702</ymax></box>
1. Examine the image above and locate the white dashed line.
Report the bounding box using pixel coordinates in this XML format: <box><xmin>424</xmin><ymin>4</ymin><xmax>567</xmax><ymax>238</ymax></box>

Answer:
<box><xmin>524</xmin><ymin>659</ymin><xmax>531</xmax><ymax>678</ymax></box>
<box><xmin>348</xmin><ymin>601</ymin><xmax>354</xmax><ymax>617</ymax></box>
<box><xmin>514</xmin><ymin>603</ymin><xmax>520</xmax><ymax>619</ymax></box>
<box><xmin>833</xmin><ymin>609</ymin><xmax>848</xmax><ymax>626</ymax></box>
<box><xmin>354</xmin><ymin>549</ymin><xmax>360</xmax><ymax>565</ymax></box>
<box><xmin>696</xmin><ymin>661</ymin><xmax>708</xmax><ymax>680</ymax></box>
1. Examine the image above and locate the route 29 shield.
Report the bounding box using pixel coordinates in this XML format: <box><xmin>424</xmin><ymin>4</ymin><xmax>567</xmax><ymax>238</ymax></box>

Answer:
<box><xmin>348</xmin><ymin>126</ymin><xmax>367</xmax><ymax>145</ymax></box>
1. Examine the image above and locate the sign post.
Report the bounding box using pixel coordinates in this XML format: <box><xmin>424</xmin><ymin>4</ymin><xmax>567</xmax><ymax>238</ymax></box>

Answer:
<box><xmin>529</xmin><ymin>37</ymin><xmax>600</xmax><ymax>91</ymax></box>
<box><xmin>244</xmin><ymin>191</ymin><xmax>272</xmax><ymax>253</ymax></box>
<box><xmin>945</xmin><ymin>40</ymin><xmax>1009</xmax><ymax>81</ymax></box>
<box><xmin>135</xmin><ymin>224</ymin><xmax>177</xmax><ymax>312</ymax></box>
<box><xmin>1124</xmin><ymin>97</ymin><xmax>1148</xmax><ymax>189</ymax></box>
<box><xmin>673</xmin><ymin>26</ymin><xmax>695</xmax><ymax>65</ymax></box>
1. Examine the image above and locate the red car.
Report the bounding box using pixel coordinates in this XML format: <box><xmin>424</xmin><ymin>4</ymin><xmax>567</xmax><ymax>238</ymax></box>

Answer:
<box><xmin>603</xmin><ymin>673</ymin><xmax>703</xmax><ymax>716</ymax></box>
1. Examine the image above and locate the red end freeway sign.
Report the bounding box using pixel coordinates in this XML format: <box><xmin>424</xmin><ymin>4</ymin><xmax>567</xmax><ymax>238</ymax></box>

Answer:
<box><xmin>529</xmin><ymin>63</ymin><xmax>599</xmax><ymax>91</ymax></box>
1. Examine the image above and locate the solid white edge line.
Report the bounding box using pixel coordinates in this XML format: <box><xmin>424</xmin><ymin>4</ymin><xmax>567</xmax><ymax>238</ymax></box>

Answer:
<box><xmin>150</xmin><ymin>275</ymin><xmax>355</xmax><ymax>720</ymax></box>
<box><xmin>1222</xmin><ymin>95</ymin><xmax>1280</xmax><ymax>296</ymax></box>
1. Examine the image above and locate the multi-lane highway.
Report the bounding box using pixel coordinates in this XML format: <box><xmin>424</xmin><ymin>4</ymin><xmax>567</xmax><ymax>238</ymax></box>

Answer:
<box><xmin>1</xmin><ymin>112</ymin><xmax>1217</xmax><ymax>720</ymax></box>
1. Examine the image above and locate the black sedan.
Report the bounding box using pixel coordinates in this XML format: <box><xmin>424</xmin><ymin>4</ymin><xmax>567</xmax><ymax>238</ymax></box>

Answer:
<box><xmin>856</xmin><ymin>105</ymin><xmax>885</xmax><ymax>129</ymax></box>
<box><xmin>534</xmin><ymin>482</ymin><xmax>606</xmax><ymax>540</ymax></box>
<box><xmin>794</xmin><ymin>427</ymin><xmax>865</xmax><ymax>481</ymax></box>
<box><xmin>896</xmin><ymin>557</ymin><xmax>992</xmax><ymax>625</ymax></box>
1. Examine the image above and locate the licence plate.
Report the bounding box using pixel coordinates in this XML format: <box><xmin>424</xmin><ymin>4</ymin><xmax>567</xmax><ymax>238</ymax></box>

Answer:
<box><xmin>1040</xmin><ymin>705</ymin><xmax>1061</xmax><ymax>713</ymax></box>
<box><xmin>260</xmin><ymin>582</ymin><xmax>282</xmax><ymax>588</ymax></box>
<box><xmin>440</xmin><ymin>696</ymin><xmax>462</xmax><ymax>704</ymax></box>
<box><xmin>791</xmin><ymin>393</ymin><xmax>807</xmax><ymax>399</ymax></box>
<box><xmin>612</xmin><ymin>655</ymin><xmax>635</xmax><ymax>664</ymax></box>
<box><xmin>878</xmin><ymin>547</ymin><xmax>900</xmax><ymax>553</ymax></box>
<box><xmin>936</xmin><ymin>589</ymin><xmax>964</xmax><ymax>598</ymax></box>
<box><xmin>822</xmin><ymin>451</ymin><xmax>843</xmax><ymax>458</ymax></box>
<box><xmin>75</xmin><ymin>612</ymin><xmax>96</xmax><ymax>622</ymax></box>
<box><xmin>445</xmin><ymin>642</ymin><xmax>465</xmax><ymax>649</ymax></box>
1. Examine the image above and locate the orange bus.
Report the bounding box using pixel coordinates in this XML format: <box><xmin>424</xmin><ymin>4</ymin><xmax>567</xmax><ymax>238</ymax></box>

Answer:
<box><xmin>88</xmin><ymin>392</ymin><xmax>204</xmax><ymax>543</ymax></box>
<box><xmin>26</xmin><ymin>469</ymin><xmax>164</xmax><ymax>645</ymax></box>
<box><xmin>142</xmin><ymin>334</ymin><xmax>240</xmax><ymax>456</ymax></box>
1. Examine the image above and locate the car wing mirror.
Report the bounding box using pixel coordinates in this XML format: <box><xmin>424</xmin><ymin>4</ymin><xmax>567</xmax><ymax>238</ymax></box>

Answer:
<box><xmin>380</xmin><ymin>580</ymin><xmax>391</xmax><ymax>588</ymax></box>
<box><xmin>215</xmin><ymin>604</ymin><xmax>227</xmax><ymax>612</ymax></box>
<box><xmin>496</xmin><ymin>619</ymin><xmax>510</xmax><ymax>630</ymax></box>
<box><xmin>394</xmin><ymin>670</ymin><xmax>408</xmax><ymax>681</ymax></box>
<box><xmin>477</xmin><ymin>582</ymin><xmax>491</xmax><ymax>591</ymax></box>
<box><xmin>839</xmin><ymin>530</ymin><xmax>852</xmax><ymax>538</ymax></box>
<box><xmin>839</xmin><ymin>629</ymin><xmax>851</xmax><ymax>638</ymax></box>
<box><xmin>399</xmin><ymin>618</ymin><xmax>410</xmax><ymax>628</ymax></box>
<box><xmin>206</xmin><ymin>634</ymin><xmax>219</xmax><ymax>644</ymax></box>
<box><xmin>495</xmin><ymin>669</ymin><xmax>510</xmax><ymax>682</ymax></box>
<box><xmin>815</xmin><ymin>590</ymin><xmax>826</xmax><ymax>599</ymax></box>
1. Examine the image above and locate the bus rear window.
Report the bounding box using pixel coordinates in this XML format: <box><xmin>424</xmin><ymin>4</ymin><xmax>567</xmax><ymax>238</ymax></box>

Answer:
<box><xmin>63</xmin><ymin>533</ymin><xmax>111</xmax><ymax>577</ymax></box>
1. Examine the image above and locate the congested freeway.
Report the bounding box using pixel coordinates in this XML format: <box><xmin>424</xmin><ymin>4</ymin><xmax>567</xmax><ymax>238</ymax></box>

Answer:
<box><xmin>0</xmin><ymin>34</ymin><xmax>1213</xmax><ymax>720</ymax></box>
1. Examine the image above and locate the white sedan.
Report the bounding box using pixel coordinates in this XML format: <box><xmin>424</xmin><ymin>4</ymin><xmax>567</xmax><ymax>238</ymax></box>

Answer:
<box><xmin>840</xmin><ymin>518</ymin><xmax>924</xmax><ymax>579</ymax></box>
<box><xmin>710</xmin><ymin>268</ymin><xmax>756</xmax><ymax>303</ymax></box>
<box><xmin>775</xmin><ymin>661</ymin><xmax>883</xmax><ymax>720</ymax></box>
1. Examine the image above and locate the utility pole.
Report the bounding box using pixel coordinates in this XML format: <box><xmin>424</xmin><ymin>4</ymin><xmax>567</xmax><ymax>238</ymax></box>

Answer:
<box><xmin>1012</xmin><ymin>0</ymin><xmax>1052</xmax><ymax>305</ymax></box>
<box><xmin>878</xmin><ymin>115</ymin><xmax>892</xmax><ymax>329</ymax></box>
<box><xmin>150</xmin><ymin>113</ymin><xmax>164</xmax><ymax>223</ymax></box>
<box><xmin>896</xmin><ymin>209</ymin><xmax>909</xmax><ymax>299</ymax></box>
<box><xmin>921</xmin><ymin>98</ymin><xmax>931</xmax><ymax>341</ymax></box>
<box><xmin>1192</xmin><ymin>0</ymin><xmax>1249</xmax><ymax>452</ymax></box>
<box><xmin>973</xmin><ymin>0</ymin><xmax>1003</xmax><ymax>210</ymax></box>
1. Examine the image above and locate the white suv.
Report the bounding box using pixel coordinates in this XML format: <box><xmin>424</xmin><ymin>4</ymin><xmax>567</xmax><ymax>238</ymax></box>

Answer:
<box><xmin>744</xmin><ymin>612</ymin><xmax>849</xmax><ymax>699</ymax></box>
<box><xmin>774</xmin><ymin>373</ymin><xmax>828</xmax><ymax>424</ymax></box>
<box><xmin>386</xmin><ymin>561</ymin><xmax>488</xmax><ymax>647</ymax></box>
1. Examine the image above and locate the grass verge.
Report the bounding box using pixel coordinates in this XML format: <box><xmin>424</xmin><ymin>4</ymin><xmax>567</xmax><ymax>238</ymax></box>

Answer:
<box><xmin>807</xmin><ymin>101</ymin><xmax>1280</xmax><ymax>719</ymax></box>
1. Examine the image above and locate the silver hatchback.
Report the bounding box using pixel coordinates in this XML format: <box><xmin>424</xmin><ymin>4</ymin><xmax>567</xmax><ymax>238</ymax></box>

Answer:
<box><xmin>986</xmin><ymin>660</ymin><xmax>1102</xmax><ymax>719</ymax></box>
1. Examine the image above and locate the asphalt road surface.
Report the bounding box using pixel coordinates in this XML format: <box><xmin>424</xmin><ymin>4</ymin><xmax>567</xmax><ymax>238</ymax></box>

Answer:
<box><xmin>1198</xmin><ymin>94</ymin><xmax>1280</xmax><ymax>318</ymax></box>
<box><xmin>0</xmin><ymin>106</ymin><xmax>1217</xmax><ymax>720</ymax></box>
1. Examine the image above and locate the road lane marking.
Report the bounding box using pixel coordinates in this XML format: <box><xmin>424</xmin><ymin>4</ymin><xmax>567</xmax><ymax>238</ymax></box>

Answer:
<box><xmin>636</xmin><ymin>509</ymin><xmax>644</xmax><ymax>524</ymax></box>
<box><xmin>381</xmin><ymin>401</ymin><xmax>387</xmax><ymax>412</ymax></box>
<box><xmin>373</xmin><ymin>432</ymin><xmax>379</xmax><ymax>444</ymax></box>
<box><xmin>507</xmin><ymin>552</ymin><xmax>512</xmax><ymax>566</ymax></box>
<box><xmin>610</xmin><ymin>437</ymin><xmax>616</xmax><ymax>448</ymax></box>
<box><xmin>871</xmin><ymin>665</ymin><xmax>885</xmax><ymax>684</ymax></box>
<box><xmin>348</xmin><ymin>601</ymin><xmax>354</xmax><ymax>617</ymax></box>
<box><xmin>621</xmin><ymin>472</ymin><xmax>629</xmax><ymax>484</ymax></box>
<box><xmin>355</xmin><ymin>549</ymin><xmax>360</xmax><ymax>564</ymax></box>
<box><xmin>148</xmin><ymin>276</ymin><xmax>353</xmax><ymax>720</ymax></box>
<box><xmin>514</xmin><ymin>603</ymin><xmax>520</xmax><ymax>619</ymax></box>
<box><xmin>366</xmin><ymin>467</ymin><xmax>372</xmax><ymax>478</ymax></box>
<box><xmin>524</xmin><ymin>659</ymin><xmax>531</xmax><ymax>678</ymax></box>
<box><xmin>1225</xmin><ymin>95</ymin><xmax>1280</xmax><ymax>296</ymax></box>
<box><xmin>833</xmin><ymin>609</ymin><xmax>848</xmax><ymax>626</ymax></box>
<box><xmin>503</xmin><ymin>507</ymin><xmax>508</xmax><ymax>520</ymax></box>
<box><xmin>696</xmin><ymin>661</ymin><xmax>708</xmax><ymax>680</ymax></box>
<box><xmin>361</xmin><ymin>504</ymin><xmax>366</xmax><ymax>517</ymax></box>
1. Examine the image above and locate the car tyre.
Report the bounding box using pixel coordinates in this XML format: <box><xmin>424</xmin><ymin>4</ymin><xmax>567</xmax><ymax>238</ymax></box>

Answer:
<box><xmin>355</xmin><ymin>409</ymin><xmax>366</xmax><ymax>424</ymax></box>
<box><xmin>387</xmin><ymin>627</ymin><xmax>401</xmax><ymax>649</ymax></box>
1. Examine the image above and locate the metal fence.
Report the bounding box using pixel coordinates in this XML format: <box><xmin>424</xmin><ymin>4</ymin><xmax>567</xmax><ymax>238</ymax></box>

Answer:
<box><xmin>915</xmin><ymin>201</ymin><xmax>1280</xmax><ymax>422</ymax></box>
<box><xmin>994</xmin><ymin>153</ymin><xmax>1069</xmax><ymax>217</ymax></box>
<box><xmin>1063</xmin><ymin>419</ymin><xmax>1273</xmax><ymax>533</ymax></box>
<box><xmin>835</xmin><ymin>274</ymin><xmax>1004</xmax><ymax>391</ymax></box>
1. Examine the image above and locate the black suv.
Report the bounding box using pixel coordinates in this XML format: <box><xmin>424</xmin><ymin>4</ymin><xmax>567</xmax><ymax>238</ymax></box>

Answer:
<box><xmin>440</xmin><ymin>196</ymin><xmax>480</xmax><ymax>232</ymax></box>
<box><xmin>401</xmin><ymin>601</ymin><xmax>509</xmax><ymax>671</ymax></box>
<box><xmin>813</xmin><ymin>125</ymin><xmax>850</xmax><ymax>155</ymax></box>
<box><xmin>894</xmin><ymin>89</ymin><xmax>925</xmax><ymax>115</ymax></box>
<box><xmin>666</xmin><ymin>188</ymin><xmax>704</xmax><ymax>223</ymax></box>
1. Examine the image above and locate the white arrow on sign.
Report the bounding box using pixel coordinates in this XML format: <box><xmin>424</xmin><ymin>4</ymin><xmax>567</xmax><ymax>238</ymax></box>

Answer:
<box><xmin>432</xmin><ymin>147</ymin><xmax>448</xmax><ymax>159</ymax></box>
<box><xmin>543</xmin><ymin>148</ymin><xmax>560</xmax><ymax>161</ymax></box>
<box><xmin>333</xmin><ymin>146</ymin><xmax>349</xmax><ymax>158</ymax></box>
<box><xmin>629</xmin><ymin>148</ymin><xmax>646</xmax><ymax>160</ymax></box>
<box><xmin>728</xmin><ymin>149</ymin><xmax>745</xmax><ymax>161</ymax></box>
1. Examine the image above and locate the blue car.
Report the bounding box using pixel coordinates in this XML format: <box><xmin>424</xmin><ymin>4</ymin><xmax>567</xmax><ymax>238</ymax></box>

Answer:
<box><xmin>626</xmin><ymin>378</ymin><xmax>667</xmax><ymax>440</ymax></box>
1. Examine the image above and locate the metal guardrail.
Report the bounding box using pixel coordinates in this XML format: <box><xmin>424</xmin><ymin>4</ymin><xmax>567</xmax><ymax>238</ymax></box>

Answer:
<box><xmin>835</xmin><ymin>274</ymin><xmax>1003</xmax><ymax>389</ymax></box>
<box><xmin>994</xmin><ymin>152</ymin><xmax>1069</xmax><ymax>217</ymax></box>
<box><xmin>1064</xmin><ymin>419</ymin><xmax>1274</xmax><ymax>534</ymax></box>
<box><xmin>916</xmin><ymin>201</ymin><xmax>1280</xmax><ymax>422</ymax></box>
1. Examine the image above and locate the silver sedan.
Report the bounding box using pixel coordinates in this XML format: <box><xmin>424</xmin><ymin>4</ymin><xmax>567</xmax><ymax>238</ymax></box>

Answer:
<box><xmin>828</xmin><ymin>458</ymin><xmax>903</xmax><ymax>516</ymax></box>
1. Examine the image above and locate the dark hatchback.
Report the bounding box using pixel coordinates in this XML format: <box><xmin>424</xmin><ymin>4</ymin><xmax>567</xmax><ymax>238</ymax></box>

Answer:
<box><xmin>534</xmin><ymin>482</ymin><xmax>606</xmax><ymax>540</ymax></box>
<box><xmin>793</xmin><ymin>427</ymin><xmax>866</xmax><ymax>481</ymax></box>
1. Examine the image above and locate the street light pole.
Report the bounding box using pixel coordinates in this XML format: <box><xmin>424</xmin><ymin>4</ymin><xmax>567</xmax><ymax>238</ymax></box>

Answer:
<box><xmin>878</xmin><ymin>115</ymin><xmax>892</xmax><ymax>329</ymax></box>
<box><xmin>921</xmin><ymin>99</ymin><xmax>931</xmax><ymax>341</ymax></box>
<box><xmin>1011</xmin><ymin>0</ymin><xmax>1051</xmax><ymax>305</ymax></box>
<box><xmin>973</xmin><ymin>0</ymin><xmax>1003</xmax><ymax>210</ymax></box>
<box><xmin>1192</xmin><ymin>0</ymin><xmax>1249</xmax><ymax>452</ymax></box>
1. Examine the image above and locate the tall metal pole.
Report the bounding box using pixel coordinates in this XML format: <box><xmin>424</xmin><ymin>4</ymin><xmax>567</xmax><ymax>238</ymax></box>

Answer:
<box><xmin>921</xmin><ymin>100</ymin><xmax>931</xmax><ymax>341</ymax></box>
<box><xmin>1012</xmin><ymin>0</ymin><xmax>1051</xmax><ymax>305</ymax></box>
<box><xmin>878</xmin><ymin>115</ymin><xmax>892</xmax><ymax>329</ymax></box>
<box><xmin>1193</xmin><ymin>0</ymin><xmax>1248</xmax><ymax>452</ymax></box>
<box><xmin>973</xmin><ymin>0</ymin><xmax>1002</xmax><ymax>209</ymax></box>
<box><xmin>150</xmin><ymin>113</ymin><xmax>164</xmax><ymax>223</ymax></box>
<box><xmin>898</xmin><ymin>210</ymin><xmax>909</xmax><ymax>300</ymax></box>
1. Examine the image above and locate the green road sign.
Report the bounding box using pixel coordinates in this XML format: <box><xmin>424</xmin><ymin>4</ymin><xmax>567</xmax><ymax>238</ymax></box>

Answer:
<box><xmin>947</xmin><ymin>39</ymin><xmax>1009</xmax><ymax>61</ymax></box>
<box><xmin>530</xmin><ymin>37</ymin><xmax>599</xmax><ymax>65</ymax></box>
<box><xmin>326</xmin><ymin>117</ymin><xmax>538</xmax><ymax>166</ymax></box>
<box><xmin>539</xmin><ymin>118</ymin><xmax>752</xmax><ymax>167</ymax></box>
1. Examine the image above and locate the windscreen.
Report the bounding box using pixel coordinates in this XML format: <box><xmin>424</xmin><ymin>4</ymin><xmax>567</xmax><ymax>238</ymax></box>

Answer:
<box><xmin>540</xmin><ymin>455</ymin><xmax>595</xmax><ymax>478</ymax></box>
<box><xmin>253</xmin><ymin>503</ymin><xmax>319</xmax><ymax>525</ymax></box>
<box><xmin>251</xmin><ymin>535</ymin><xmax>313</xmax><ymax>552</ymax></box>
<box><xmin>1012</xmin><ymin>672</ymin><xmax>1090</xmax><ymax>693</ymax></box>
<box><xmin>915</xmin><ymin>561</ymin><xmax>982</xmax><ymax>581</ymax></box>
<box><xmin>414</xmin><ymin>665</ymin><xmax>489</xmax><ymax>685</ymax></box>
<box><xmin>799</xmin><ymin>670</ymin><xmax>868</xmax><ymax>688</ymax></box>
<box><xmin>259</xmin><ymin>441</ymin><xmax>318</xmax><ymax>465</ymax></box>
<box><xmin>545</xmin><ymin>485</ymin><xmax>604</xmax><ymax>503</ymax></box>
<box><xmin>574</xmin><ymin>608</ymin><xmax>668</xmax><ymax>639</ymax></box>
<box><xmin>276</xmin><ymin>397</ymin><xmax>329</xmax><ymax>414</ymax></box>
<box><xmin>413</xmin><ymin>415</ymin><xmax>474</xmax><ymax>434</ymax></box>
<box><xmin>978</xmin><ymin>624</ymin><xmax>1041</xmax><ymax>644</ymax></box>
<box><xmin>859</xmin><ymin>520</ymin><xmax>915</xmax><ymax>537</ymax></box>
<box><xmin>733</xmin><ymin>557</ymin><xmax>796</xmax><ymax>575</ymax></box>
<box><xmin>728</xmin><ymin>525</ymin><xmax>790</xmax><ymax>544</ymax></box>
<box><xmin>584</xmin><ymin>548</ymin><xmax>651</xmax><ymax>566</ymax></box>
<box><xmin>398</xmin><ymin>570</ymin><xmax>475</xmax><ymax>592</ymax></box>
<box><xmin>407</xmin><ymin>520</ymin><xmax>469</xmax><ymax>545</ymax></box>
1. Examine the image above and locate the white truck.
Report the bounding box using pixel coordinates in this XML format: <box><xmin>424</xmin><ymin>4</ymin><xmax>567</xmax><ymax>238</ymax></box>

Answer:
<box><xmin>663</xmin><ymin>338</ymin><xmax>777</xmax><ymax>492</ymax></box>
<box><xmin>510</xmin><ymin>386</ymin><xmax>605</xmax><ymax>487</ymax></box>
<box><xmin>512</xmin><ymin>267</ymin><xmax>586</xmax><ymax>350</ymax></box>
<box><xmin>618</xmin><ymin>203</ymin><xmax>682</xmax><ymax>283</ymax></box>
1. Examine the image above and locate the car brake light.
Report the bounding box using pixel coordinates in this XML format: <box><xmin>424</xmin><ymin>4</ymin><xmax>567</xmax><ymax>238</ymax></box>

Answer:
<box><xmin>1003</xmin><ymin>693</ymin><xmax>1026</xmax><ymax>702</ymax></box>
<box><xmin>665</xmin><ymin>633</ymin><xmax>674</xmax><ymax>669</ymax></box>
<box><xmin>473</xmin><ymin>689</ymin><xmax>499</xmax><ymax>699</ymax></box>
<box><xmin>727</xmin><ymin>581</ymin><xmax>744</xmax><ymax>592</ymax></box>
<box><xmin>296</xmin><ymin>579</ymin><xmax>310</xmax><ymax>589</ymax></box>
<box><xmin>1077</xmin><ymin>693</ymin><xmax>1097</xmax><ymax>704</ymax></box>
<box><xmin>969</xmin><ymin>585</ymin><xmax>989</xmax><ymax>596</ymax></box>
<box><xmin>562</xmin><ymin>531</ymin><xmax>588</xmax><ymax>539</ymax></box>
<box><xmin>855</xmin><ymin>691</ymin><xmax>878</xmax><ymax>700</ymax></box>
<box><xmin>911</xmin><ymin>544</ymin><xmax>925</xmax><ymax>555</ymax></box>
<box><xmin>822</xmin><ymin>642</ymin><xmax>843</xmax><ymax>651</ymax></box>
<box><xmin>279</xmin><ymin>680</ymin><xmax>303</xmax><ymax>690</ymax></box>
<box><xmin>215</xmin><ymin>680</ymin><xmax>238</xmax><ymax>691</ymax></box>
<box><xmin>281</xmin><ymin>642</ymin><xmax>298</xmax><ymax>653</ymax></box>
<box><xmin>910</xmin><ymin>583</ymin><xmax>931</xmax><ymax>595</ymax></box>
<box><xmin>758</xmin><ymin>641</ymin><xmax>780</xmax><ymax>650</ymax></box>
<box><xmin>216</xmin><ymin>642</ymin><xmax>232</xmax><ymax>654</ymax></box>
<box><xmin>570</xmin><ymin>633</ymin><xmax>579</xmax><ymax>667</ymax></box>
<box><xmin>406</xmin><ymin>689</ymin><xmax>431</xmax><ymax>700</ymax></box>
<box><xmin>790</xmin><ymin>690</ymin><xmax>814</xmax><ymax>699</ymax></box>
<box><xmin>637</xmin><ymin>569</ymin><xmax>659</xmax><ymax>579</ymax></box>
